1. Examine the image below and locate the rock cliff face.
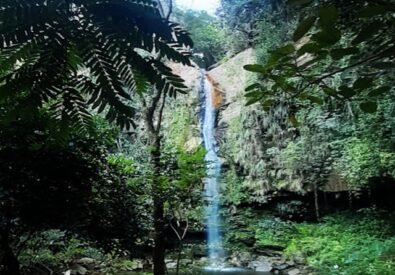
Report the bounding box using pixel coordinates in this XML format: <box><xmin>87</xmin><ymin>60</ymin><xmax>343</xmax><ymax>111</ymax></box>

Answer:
<box><xmin>167</xmin><ymin>49</ymin><xmax>256</xmax><ymax>154</ymax></box>
<box><xmin>208</xmin><ymin>49</ymin><xmax>255</xmax><ymax>130</ymax></box>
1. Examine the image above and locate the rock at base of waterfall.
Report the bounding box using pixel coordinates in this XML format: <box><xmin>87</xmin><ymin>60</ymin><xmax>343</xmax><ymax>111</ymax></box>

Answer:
<box><xmin>248</xmin><ymin>259</ymin><xmax>273</xmax><ymax>272</ymax></box>
<box><xmin>286</xmin><ymin>268</ymin><xmax>302</xmax><ymax>275</ymax></box>
<box><xmin>166</xmin><ymin>261</ymin><xmax>177</xmax><ymax>269</ymax></box>
<box><xmin>255</xmin><ymin>262</ymin><xmax>273</xmax><ymax>272</ymax></box>
<box><xmin>238</xmin><ymin>251</ymin><xmax>253</xmax><ymax>265</ymax></box>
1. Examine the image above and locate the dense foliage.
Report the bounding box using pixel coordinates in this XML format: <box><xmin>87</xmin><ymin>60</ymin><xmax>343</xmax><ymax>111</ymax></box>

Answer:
<box><xmin>173</xmin><ymin>9</ymin><xmax>226</xmax><ymax>66</ymax></box>
<box><xmin>0</xmin><ymin>0</ymin><xmax>192</xmax><ymax>131</ymax></box>
<box><xmin>1</xmin><ymin>0</ymin><xmax>395</xmax><ymax>274</ymax></box>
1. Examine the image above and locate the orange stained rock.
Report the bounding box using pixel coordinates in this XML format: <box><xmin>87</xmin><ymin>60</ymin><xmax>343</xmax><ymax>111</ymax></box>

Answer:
<box><xmin>206</xmin><ymin>73</ymin><xmax>223</xmax><ymax>108</ymax></box>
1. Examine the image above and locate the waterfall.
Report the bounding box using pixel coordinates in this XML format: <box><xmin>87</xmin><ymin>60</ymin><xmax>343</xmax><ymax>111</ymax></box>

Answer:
<box><xmin>201</xmin><ymin>70</ymin><xmax>224</xmax><ymax>267</ymax></box>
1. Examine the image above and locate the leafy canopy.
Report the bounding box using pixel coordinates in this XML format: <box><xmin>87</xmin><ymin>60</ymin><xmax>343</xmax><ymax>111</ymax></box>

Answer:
<box><xmin>0</xmin><ymin>0</ymin><xmax>193</xmax><ymax>131</ymax></box>
<box><xmin>244</xmin><ymin>0</ymin><xmax>395</xmax><ymax>123</ymax></box>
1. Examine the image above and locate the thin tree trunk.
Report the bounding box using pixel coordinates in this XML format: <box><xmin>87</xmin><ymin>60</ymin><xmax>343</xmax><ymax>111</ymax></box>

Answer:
<box><xmin>150</xmin><ymin>135</ymin><xmax>166</xmax><ymax>275</ymax></box>
<box><xmin>323</xmin><ymin>191</ymin><xmax>328</xmax><ymax>211</ymax></box>
<box><xmin>367</xmin><ymin>186</ymin><xmax>372</xmax><ymax>207</ymax></box>
<box><xmin>153</xmin><ymin>194</ymin><xmax>166</xmax><ymax>275</ymax></box>
<box><xmin>348</xmin><ymin>187</ymin><xmax>353</xmax><ymax>210</ymax></box>
<box><xmin>1</xmin><ymin>205</ymin><xmax>20</xmax><ymax>275</ymax></box>
<box><xmin>314</xmin><ymin>183</ymin><xmax>320</xmax><ymax>221</ymax></box>
<box><xmin>175</xmin><ymin>241</ymin><xmax>182</xmax><ymax>275</ymax></box>
<box><xmin>1</xmin><ymin>236</ymin><xmax>20</xmax><ymax>275</ymax></box>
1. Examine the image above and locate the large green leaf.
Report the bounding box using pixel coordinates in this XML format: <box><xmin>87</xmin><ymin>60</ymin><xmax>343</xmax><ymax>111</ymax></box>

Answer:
<box><xmin>244</xmin><ymin>64</ymin><xmax>266</xmax><ymax>73</ymax></box>
<box><xmin>360</xmin><ymin>101</ymin><xmax>377</xmax><ymax>113</ymax></box>
<box><xmin>352</xmin><ymin>21</ymin><xmax>384</xmax><ymax>45</ymax></box>
<box><xmin>368</xmin><ymin>86</ymin><xmax>391</xmax><ymax>97</ymax></box>
<box><xmin>289</xmin><ymin>0</ymin><xmax>314</xmax><ymax>5</ymax></box>
<box><xmin>339</xmin><ymin>86</ymin><xmax>356</xmax><ymax>98</ymax></box>
<box><xmin>307</xmin><ymin>95</ymin><xmax>324</xmax><ymax>105</ymax></box>
<box><xmin>312</xmin><ymin>28</ymin><xmax>341</xmax><ymax>45</ymax></box>
<box><xmin>298</xmin><ymin>43</ymin><xmax>322</xmax><ymax>55</ymax></box>
<box><xmin>293</xmin><ymin>16</ymin><xmax>316</xmax><ymax>42</ymax></box>
<box><xmin>359</xmin><ymin>4</ymin><xmax>395</xmax><ymax>18</ymax></box>
<box><xmin>318</xmin><ymin>5</ymin><xmax>338</xmax><ymax>28</ymax></box>
<box><xmin>353</xmin><ymin>78</ymin><xmax>374</xmax><ymax>90</ymax></box>
<box><xmin>322</xmin><ymin>87</ymin><xmax>337</xmax><ymax>97</ymax></box>
<box><xmin>330</xmin><ymin>47</ymin><xmax>359</xmax><ymax>60</ymax></box>
<box><xmin>271</xmin><ymin>44</ymin><xmax>296</xmax><ymax>56</ymax></box>
<box><xmin>245</xmin><ymin>83</ymin><xmax>262</xmax><ymax>91</ymax></box>
<box><xmin>370</xmin><ymin>62</ymin><xmax>395</xmax><ymax>70</ymax></box>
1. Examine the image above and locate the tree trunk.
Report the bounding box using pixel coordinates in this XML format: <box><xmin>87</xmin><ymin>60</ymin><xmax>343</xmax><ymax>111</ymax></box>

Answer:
<box><xmin>314</xmin><ymin>183</ymin><xmax>320</xmax><ymax>221</ymax></box>
<box><xmin>150</xmin><ymin>134</ymin><xmax>166</xmax><ymax>275</ymax></box>
<box><xmin>175</xmin><ymin>241</ymin><xmax>183</xmax><ymax>275</ymax></box>
<box><xmin>348</xmin><ymin>188</ymin><xmax>353</xmax><ymax>210</ymax></box>
<box><xmin>323</xmin><ymin>191</ymin><xmax>328</xmax><ymax>211</ymax></box>
<box><xmin>153</xmin><ymin>194</ymin><xmax>166</xmax><ymax>275</ymax></box>
<box><xmin>143</xmin><ymin>88</ymin><xmax>168</xmax><ymax>275</ymax></box>
<box><xmin>0</xmin><ymin>236</ymin><xmax>20</xmax><ymax>275</ymax></box>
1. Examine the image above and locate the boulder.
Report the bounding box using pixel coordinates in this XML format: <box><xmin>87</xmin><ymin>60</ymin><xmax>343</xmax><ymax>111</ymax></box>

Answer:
<box><xmin>248</xmin><ymin>257</ymin><xmax>273</xmax><ymax>272</ymax></box>
<box><xmin>273</xmin><ymin>263</ymin><xmax>290</xmax><ymax>271</ymax></box>
<box><xmin>238</xmin><ymin>251</ymin><xmax>254</xmax><ymax>264</ymax></box>
<box><xmin>286</xmin><ymin>268</ymin><xmax>301</xmax><ymax>275</ymax></box>
<box><xmin>255</xmin><ymin>262</ymin><xmax>273</xmax><ymax>272</ymax></box>
<box><xmin>74</xmin><ymin>257</ymin><xmax>96</xmax><ymax>265</ymax></box>
<box><xmin>69</xmin><ymin>264</ymin><xmax>87</xmax><ymax>275</ymax></box>
<box><xmin>229</xmin><ymin>256</ymin><xmax>242</xmax><ymax>267</ymax></box>
<box><xmin>166</xmin><ymin>261</ymin><xmax>178</xmax><ymax>269</ymax></box>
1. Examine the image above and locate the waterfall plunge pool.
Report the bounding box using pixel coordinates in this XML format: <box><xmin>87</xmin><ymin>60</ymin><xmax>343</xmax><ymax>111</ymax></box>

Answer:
<box><xmin>124</xmin><ymin>269</ymin><xmax>272</xmax><ymax>275</ymax></box>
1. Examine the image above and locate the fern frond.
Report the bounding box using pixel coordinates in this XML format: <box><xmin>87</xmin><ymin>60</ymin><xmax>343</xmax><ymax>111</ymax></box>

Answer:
<box><xmin>0</xmin><ymin>0</ymin><xmax>192</xmax><ymax>131</ymax></box>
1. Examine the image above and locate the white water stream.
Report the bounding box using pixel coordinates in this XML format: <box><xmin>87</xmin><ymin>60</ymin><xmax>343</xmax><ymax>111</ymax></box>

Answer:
<box><xmin>201</xmin><ymin>71</ymin><xmax>224</xmax><ymax>268</ymax></box>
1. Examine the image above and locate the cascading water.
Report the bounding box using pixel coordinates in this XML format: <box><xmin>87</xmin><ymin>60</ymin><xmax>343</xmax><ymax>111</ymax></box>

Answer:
<box><xmin>198</xmin><ymin>71</ymin><xmax>273</xmax><ymax>275</ymax></box>
<box><xmin>201</xmin><ymin>70</ymin><xmax>224</xmax><ymax>268</ymax></box>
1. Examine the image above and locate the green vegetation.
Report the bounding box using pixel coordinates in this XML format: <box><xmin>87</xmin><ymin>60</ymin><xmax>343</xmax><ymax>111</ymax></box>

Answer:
<box><xmin>286</xmin><ymin>210</ymin><xmax>395</xmax><ymax>275</ymax></box>
<box><xmin>224</xmin><ymin>209</ymin><xmax>395</xmax><ymax>275</ymax></box>
<box><xmin>1</xmin><ymin>0</ymin><xmax>394</xmax><ymax>275</ymax></box>
<box><xmin>173</xmin><ymin>9</ymin><xmax>226</xmax><ymax>66</ymax></box>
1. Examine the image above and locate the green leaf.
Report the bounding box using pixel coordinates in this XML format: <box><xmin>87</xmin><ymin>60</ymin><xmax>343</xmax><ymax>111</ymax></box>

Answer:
<box><xmin>67</xmin><ymin>46</ymin><xmax>83</xmax><ymax>73</ymax></box>
<box><xmin>245</xmin><ymin>83</ymin><xmax>261</xmax><ymax>91</ymax></box>
<box><xmin>307</xmin><ymin>95</ymin><xmax>324</xmax><ymax>105</ymax></box>
<box><xmin>245</xmin><ymin>91</ymin><xmax>263</xmax><ymax>98</ymax></box>
<box><xmin>262</xmin><ymin>99</ymin><xmax>274</xmax><ymax>111</ymax></box>
<box><xmin>339</xmin><ymin>86</ymin><xmax>356</xmax><ymax>98</ymax></box>
<box><xmin>360</xmin><ymin>101</ymin><xmax>377</xmax><ymax>113</ymax></box>
<box><xmin>312</xmin><ymin>28</ymin><xmax>341</xmax><ymax>45</ymax></box>
<box><xmin>289</xmin><ymin>0</ymin><xmax>314</xmax><ymax>5</ymax></box>
<box><xmin>264</xmin><ymin>45</ymin><xmax>295</xmax><ymax>70</ymax></box>
<box><xmin>359</xmin><ymin>5</ymin><xmax>395</xmax><ymax>18</ymax></box>
<box><xmin>352</xmin><ymin>21</ymin><xmax>383</xmax><ymax>45</ymax></box>
<box><xmin>322</xmin><ymin>87</ymin><xmax>337</xmax><ymax>97</ymax></box>
<box><xmin>318</xmin><ymin>5</ymin><xmax>338</xmax><ymax>28</ymax></box>
<box><xmin>370</xmin><ymin>62</ymin><xmax>395</xmax><ymax>70</ymax></box>
<box><xmin>330</xmin><ymin>47</ymin><xmax>359</xmax><ymax>60</ymax></box>
<box><xmin>270</xmin><ymin>44</ymin><xmax>296</xmax><ymax>56</ymax></box>
<box><xmin>244</xmin><ymin>64</ymin><xmax>266</xmax><ymax>73</ymax></box>
<box><xmin>353</xmin><ymin>78</ymin><xmax>373</xmax><ymax>90</ymax></box>
<box><xmin>298</xmin><ymin>43</ymin><xmax>322</xmax><ymax>55</ymax></box>
<box><xmin>246</xmin><ymin>97</ymin><xmax>262</xmax><ymax>106</ymax></box>
<box><xmin>368</xmin><ymin>86</ymin><xmax>391</xmax><ymax>97</ymax></box>
<box><xmin>293</xmin><ymin>16</ymin><xmax>316</xmax><ymax>42</ymax></box>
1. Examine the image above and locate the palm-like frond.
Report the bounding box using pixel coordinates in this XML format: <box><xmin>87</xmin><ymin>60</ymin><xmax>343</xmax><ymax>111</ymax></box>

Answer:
<box><xmin>0</xmin><ymin>0</ymin><xmax>193</xmax><ymax>131</ymax></box>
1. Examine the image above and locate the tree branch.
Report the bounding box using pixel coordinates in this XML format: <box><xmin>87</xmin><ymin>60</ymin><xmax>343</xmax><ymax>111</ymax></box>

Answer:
<box><xmin>295</xmin><ymin>44</ymin><xmax>395</xmax><ymax>97</ymax></box>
